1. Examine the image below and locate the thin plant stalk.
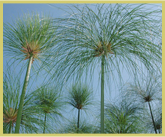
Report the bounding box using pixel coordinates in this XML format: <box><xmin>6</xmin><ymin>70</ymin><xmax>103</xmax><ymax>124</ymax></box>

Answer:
<box><xmin>43</xmin><ymin>113</ymin><xmax>47</xmax><ymax>134</ymax></box>
<box><xmin>3</xmin><ymin>67</ymin><xmax>45</xmax><ymax>133</ymax></box>
<box><xmin>77</xmin><ymin>109</ymin><xmax>80</xmax><ymax>133</ymax></box>
<box><xmin>101</xmin><ymin>55</ymin><xmax>105</xmax><ymax>133</ymax></box>
<box><xmin>148</xmin><ymin>102</ymin><xmax>157</xmax><ymax>134</ymax></box>
<box><xmin>9</xmin><ymin>121</ymin><xmax>12</xmax><ymax>133</ymax></box>
<box><xmin>15</xmin><ymin>56</ymin><xmax>33</xmax><ymax>133</ymax></box>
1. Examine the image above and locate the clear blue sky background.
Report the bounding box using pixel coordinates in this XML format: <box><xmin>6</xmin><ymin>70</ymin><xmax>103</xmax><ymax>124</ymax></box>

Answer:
<box><xmin>3</xmin><ymin>3</ymin><xmax>162</xmax><ymax>133</ymax></box>
<box><xmin>3</xmin><ymin>3</ymin><xmax>131</xmax><ymax>131</ymax></box>
<box><xmin>3</xmin><ymin>4</ymin><xmax>132</xmax><ymax>86</ymax></box>
<box><xmin>3</xmin><ymin>3</ymin><xmax>124</xmax><ymax>102</ymax></box>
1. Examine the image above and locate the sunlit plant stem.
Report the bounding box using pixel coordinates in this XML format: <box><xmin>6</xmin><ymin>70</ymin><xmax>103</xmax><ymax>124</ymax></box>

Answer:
<box><xmin>15</xmin><ymin>55</ymin><xmax>33</xmax><ymax>133</ymax></box>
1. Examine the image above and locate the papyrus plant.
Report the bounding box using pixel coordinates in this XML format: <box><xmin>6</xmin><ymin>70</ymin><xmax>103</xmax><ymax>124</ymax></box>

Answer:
<box><xmin>3</xmin><ymin>13</ymin><xmax>56</xmax><ymax>133</ymax></box>
<box><xmin>50</xmin><ymin>4</ymin><xmax>162</xmax><ymax>133</ymax></box>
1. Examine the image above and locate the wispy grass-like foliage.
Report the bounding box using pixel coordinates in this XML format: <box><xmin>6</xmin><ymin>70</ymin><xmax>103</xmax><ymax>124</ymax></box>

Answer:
<box><xmin>3</xmin><ymin>68</ymin><xmax>44</xmax><ymax>133</ymax></box>
<box><xmin>67</xmin><ymin>83</ymin><xmax>93</xmax><ymax>132</ymax></box>
<box><xmin>3</xmin><ymin>12</ymin><xmax>56</xmax><ymax>66</ymax></box>
<box><xmin>52</xmin><ymin>4</ymin><xmax>161</xmax><ymax>82</ymax></box>
<box><xmin>50</xmin><ymin>4</ymin><xmax>162</xmax><ymax>132</ymax></box>
<box><xmin>125</xmin><ymin>73</ymin><xmax>162</xmax><ymax>133</ymax></box>
<box><xmin>3</xmin><ymin>12</ymin><xmax>56</xmax><ymax>133</ymax></box>
<box><xmin>32</xmin><ymin>84</ymin><xmax>63</xmax><ymax>133</ymax></box>
<box><xmin>105</xmin><ymin>99</ymin><xmax>143</xmax><ymax>133</ymax></box>
<box><xmin>59</xmin><ymin>118</ymin><xmax>95</xmax><ymax>133</ymax></box>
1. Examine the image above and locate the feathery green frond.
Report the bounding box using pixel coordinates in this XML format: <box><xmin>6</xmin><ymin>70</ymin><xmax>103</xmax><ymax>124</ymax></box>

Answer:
<box><xmin>4</xmin><ymin>12</ymin><xmax>57</xmax><ymax>133</ymax></box>
<box><xmin>49</xmin><ymin>4</ymin><xmax>161</xmax><ymax>133</ymax></box>
<box><xmin>67</xmin><ymin>83</ymin><xmax>93</xmax><ymax>131</ymax></box>
<box><xmin>3</xmin><ymin>69</ymin><xmax>44</xmax><ymax>133</ymax></box>
<box><xmin>124</xmin><ymin>73</ymin><xmax>162</xmax><ymax>133</ymax></box>
<box><xmin>31</xmin><ymin>84</ymin><xmax>63</xmax><ymax>133</ymax></box>
<box><xmin>126</xmin><ymin>73</ymin><xmax>162</xmax><ymax>105</ymax></box>
<box><xmin>50</xmin><ymin>4</ymin><xmax>161</xmax><ymax>83</ymax></box>
<box><xmin>59</xmin><ymin>118</ymin><xmax>95</xmax><ymax>133</ymax></box>
<box><xmin>67</xmin><ymin>83</ymin><xmax>93</xmax><ymax>110</ymax></box>
<box><xmin>105</xmin><ymin>98</ymin><xmax>143</xmax><ymax>133</ymax></box>
<box><xmin>3</xmin><ymin>12</ymin><xmax>56</xmax><ymax>67</ymax></box>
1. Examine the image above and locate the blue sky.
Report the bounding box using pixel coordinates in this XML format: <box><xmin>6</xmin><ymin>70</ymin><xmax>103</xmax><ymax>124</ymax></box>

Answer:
<box><xmin>3</xmin><ymin>3</ymin><xmax>133</xmax><ymax>97</ymax></box>
<box><xmin>3</xmin><ymin>3</ymin><xmax>124</xmax><ymax>102</ymax></box>
<box><xmin>3</xmin><ymin>3</ymin><xmax>162</xmax><ymax>133</ymax></box>
<box><xmin>3</xmin><ymin>3</ymin><xmax>133</xmax><ymax>132</ymax></box>
<box><xmin>3</xmin><ymin>4</ymin><xmax>106</xmax><ymax>132</ymax></box>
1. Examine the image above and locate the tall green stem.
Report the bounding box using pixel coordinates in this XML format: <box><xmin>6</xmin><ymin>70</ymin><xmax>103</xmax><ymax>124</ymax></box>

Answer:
<box><xmin>148</xmin><ymin>102</ymin><xmax>157</xmax><ymax>134</ymax></box>
<box><xmin>101</xmin><ymin>55</ymin><xmax>105</xmax><ymax>133</ymax></box>
<box><xmin>9</xmin><ymin>121</ymin><xmax>12</xmax><ymax>133</ymax></box>
<box><xmin>77</xmin><ymin>109</ymin><xmax>80</xmax><ymax>133</ymax></box>
<box><xmin>43</xmin><ymin>113</ymin><xmax>47</xmax><ymax>133</ymax></box>
<box><xmin>15</xmin><ymin>56</ymin><xmax>33</xmax><ymax>133</ymax></box>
